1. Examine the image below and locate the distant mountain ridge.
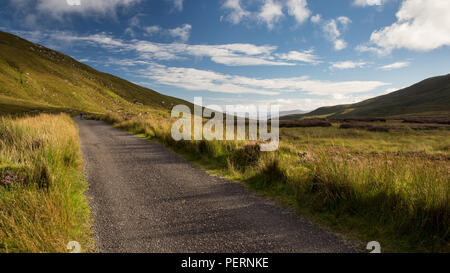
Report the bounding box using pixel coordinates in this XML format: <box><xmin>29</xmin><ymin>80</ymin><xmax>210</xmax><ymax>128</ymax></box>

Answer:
<box><xmin>267</xmin><ymin>109</ymin><xmax>308</xmax><ymax>119</ymax></box>
<box><xmin>281</xmin><ymin>74</ymin><xmax>450</xmax><ymax>120</ymax></box>
<box><xmin>0</xmin><ymin>31</ymin><xmax>191</xmax><ymax>115</ymax></box>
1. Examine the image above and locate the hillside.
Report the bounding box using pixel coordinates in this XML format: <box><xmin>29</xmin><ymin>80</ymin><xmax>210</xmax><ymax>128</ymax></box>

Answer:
<box><xmin>282</xmin><ymin>74</ymin><xmax>450</xmax><ymax>120</ymax></box>
<box><xmin>0</xmin><ymin>31</ymin><xmax>190</xmax><ymax>115</ymax></box>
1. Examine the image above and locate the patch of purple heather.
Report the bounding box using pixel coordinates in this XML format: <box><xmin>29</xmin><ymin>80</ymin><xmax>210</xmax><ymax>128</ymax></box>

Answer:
<box><xmin>1</xmin><ymin>170</ymin><xmax>22</xmax><ymax>186</ymax></box>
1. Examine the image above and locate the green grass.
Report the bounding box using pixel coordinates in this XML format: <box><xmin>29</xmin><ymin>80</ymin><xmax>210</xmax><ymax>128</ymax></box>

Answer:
<box><xmin>98</xmin><ymin>112</ymin><xmax>449</xmax><ymax>253</ymax></box>
<box><xmin>280</xmin><ymin>123</ymin><xmax>450</xmax><ymax>154</ymax></box>
<box><xmin>0</xmin><ymin>31</ymin><xmax>191</xmax><ymax>116</ymax></box>
<box><xmin>0</xmin><ymin>113</ymin><xmax>94</xmax><ymax>252</ymax></box>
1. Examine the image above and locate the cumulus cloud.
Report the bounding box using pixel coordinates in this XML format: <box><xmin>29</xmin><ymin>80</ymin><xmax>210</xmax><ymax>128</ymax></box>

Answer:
<box><xmin>322</xmin><ymin>17</ymin><xmax>351</xmax><ymax>50</ymax></box>
<box><xmin>222</xmin><ymin>0</ymin><xmax>250</xmax><ymax>24</ymax></box>
<box><xmin>9</xmin><ymin>0</ymin><xmax>141</xmax><ymax>18</ymax></box>
<box><xmin>336</xmin><ymin>16</ymin><xmax>351</xmax><ymax>27</ymax></box>
<box><xmin>330</xmin><ymin>61</ymin><xmax>366</xmax><ymax>70</ymax></box>
<box><xmin>310</xmin><ymin>14</ymin><xmax>321</xmax><ymax>24</ymax></box>
<box><xmin>359</xmin><ymin>0</ymin><xmax>450</xmax><ymax>54</ymax></box>
<box><xmin>258</xmin><ymin>0</ymin><xmax>284</xmax><ymax>29</ymax></box>
<box><xmin>286</xmin><ymin>0</ymin><xmax>311</xmax><ymax>24</ymax></box>
<box><xmin>144</xmin><ymin>26</ymin><xmax>162</xmax><ymax>36</ymax></box>
<box><xmin>379</xmin><ymin>61</ymin><xmax>410</xmax><ymax>70</ymax></box>
<box><xmin>222</xmin><ymin>0</ymin><xmax>311</xmax><ymax>29</ymax></box>
<box><xmin>168</xmin><ymin>24</ymin><xmax>192</xmax><ymax>42</ymax></box>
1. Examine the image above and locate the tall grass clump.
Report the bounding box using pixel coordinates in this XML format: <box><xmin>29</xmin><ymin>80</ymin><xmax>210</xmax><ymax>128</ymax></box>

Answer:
<box><xmin>300</xmin><ymin>151</ymin><xmax>449</xmax><ymax>251</ymax></box>
<box><xmin>0</xmin><ymin>114</ymin><xmax>93</xmax><ymax>253</ymax></box>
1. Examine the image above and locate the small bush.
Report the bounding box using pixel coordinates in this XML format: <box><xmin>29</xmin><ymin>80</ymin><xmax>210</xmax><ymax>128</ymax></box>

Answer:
<box><xmin>261</xmin><ymin>157</ymin><xmax>285</xmax><ymax>185</ymax></box>
<box><xmin>0</xmin><ymin>168</ymin><xmax>25</xmax><ymax>187</ymax></box>
<box><xmin>0</xmin><ymin>164</ymin><xmax>50</xmax><ymax>189</ymax></box>
<box><xmin>230</xmin><ymin>142</ymin><xmax>261</xmax><ymax>170</ymax></box>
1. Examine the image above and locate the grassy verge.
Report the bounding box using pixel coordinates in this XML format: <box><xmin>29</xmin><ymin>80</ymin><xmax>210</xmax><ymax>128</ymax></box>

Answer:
<box><xmin>94</xmin><ymin>112</ymin><xmax>449</xmax><ymax>253</ymax></box>
<box><xmin>0</xmin><ymin>113</ymin><xmax>94</xmax><ymax>253</ymax></box>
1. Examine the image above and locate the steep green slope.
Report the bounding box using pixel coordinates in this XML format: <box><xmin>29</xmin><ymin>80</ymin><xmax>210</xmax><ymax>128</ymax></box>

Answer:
<box><xmin>282</xmin><ymin>74</ymin><xmax>450</xmax><ymax>120</ymax></box>
<box><xmin>0</xmin><ymin>31</ymin><xmax>190</xmax><ymax>115</ymax></box>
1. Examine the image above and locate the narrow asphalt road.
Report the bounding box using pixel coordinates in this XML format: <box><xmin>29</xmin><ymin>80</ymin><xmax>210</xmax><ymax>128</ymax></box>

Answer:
<box><xmin>75</xmin><ymin>118</ymin><xmax>356</xmax><ymax>253</ymax></box>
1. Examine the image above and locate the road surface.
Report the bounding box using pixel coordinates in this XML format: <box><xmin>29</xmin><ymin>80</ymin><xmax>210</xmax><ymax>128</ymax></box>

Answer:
<box><xmin>75</xmin><ymin>118</ymin><xmax>356</xmax><ymax>253</ymax></box>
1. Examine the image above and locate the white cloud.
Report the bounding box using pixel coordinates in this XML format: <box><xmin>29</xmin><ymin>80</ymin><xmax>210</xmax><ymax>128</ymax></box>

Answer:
<box><xmin>222</xmin><ymin>0</ymin><xmax>311</xmax><ymax>29</ymax></box>
<box><xmin>330</xmin><ymin>61</ymin><xmax>366</xmax><ymax>70</ymax></box>
<box><xmin>360</xmin><ymin>0</ymin><xmax>450</xmax><ymax>54</ymax></box>
<box><xmin>140</xmin><ymin>64</ymin><xmax>279</xmax><ymax>95</ymax></box>
<box><xmin>125</xmin><ymin>20</ymin><xmax>190</xmax><ymax>42</ymax></box>
<box><xmin>124</xmin><ymin>15</ymin><xmax>142</xmax><ymax>36</ymax></box>
<box><xmin>337</xmin><ymin>16</ymin><xmax>351</xmax><ymax>27</ymax></box>
<box><xmin>255</xmin><ymin>95</ymin><xmax>374</xmax><ymax>111</ymax></box>
<box><xmin>322</xmin><ymin>17</ymin><xmax>351</xmax><ymax>50</ymax></box>
<box><xmin>9</xmin><ymin>0</ymin><xmax>141</xmax><ymax>18</ymax></box>
<box><xmin>333</xmin><ymin>39</ymin><xmax>347</xmax><ymax>51</ymax></box>
<box><xmin>382</xmin><ymin>87</ymin><xmax>401</xmax><ymax>95</ymax></box>
<box><xmin>355</xmin><ymin>44</ymin><xmax>387</xmax><ymax>55</ymax></box>
<box><xmin>286</xmin><ymin>0</ymin><xmax>311</xmax><ymax>24</ymax></box>
<box><xmin>168</xmin><ymin>24</ymin><xmax>192</xmax><ymax>42</ymax></box>
<box><xmin>208</xmin><ymin>95</ymin><xmax>377</xmax><ymax>112</ymax></box>
<box><xmin>310</xmin><ymin>14</ymin><xmax>322</xmax><ymax>24</ymax></box>
<box><xmin>258</xmin><ymin>0</ymin><xmax>284</xmax><ymax>29</ymax></box>
<box><xmin>172</xmin><ymin>0</ymin><xmax>183</xmax><ymax>11</ymax></box>
<box><xmin>130</xmin><ymin>40</ymin><xmax>285</xmax><ymax>65</ymax></box>
<box><xmin>276</xmin><ymin>49</ymin><xmax>321</xmax><ymax>64</ymax></box>
<box><xmin>323</xmin><ymin>20</ymin><xmax>340</xmax><ymax>40</ymax></box>
<box><xmin>222</xmin><ymin>0</ymin><xmax>250</xmax><ymax>24</ymax></box>
<box><xmin>353</xmin><ymin>0</ymin><xmax>388</xmax><ymax>7</ymax></box>
<box><xmin>137</xmin><ymin>62</ymin><xmax>389</xmax><ymax>96</ymax></box>
<box><xmin>379</xmin><ymin>61</ymin><xmax>410</xmax><ymax>70</ymax></box>
<box><xmin>209</xmin><ymin>56</ymin><xmax>293</xmax><ymax>66</ymax></box>
<box><xmin>144</xmin><ymin>26</ymin><xmax>162</xmax><ymax>36</ymax></box>
<box><xmin>15</xmin><ymin>30</ymin><xmax>304</xmax><ymax>66</ymax></box>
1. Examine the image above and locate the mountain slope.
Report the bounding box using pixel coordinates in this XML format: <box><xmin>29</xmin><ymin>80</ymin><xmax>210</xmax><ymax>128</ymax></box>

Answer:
<box><xmin>282</xmin><ymin>74</ymin><xmax>450</xmax><ymax>120</ymax></box>
<box><xmin>0</xmin><ymin>31</ymin><xmax>191</xmax><ymax>115</ymax></box>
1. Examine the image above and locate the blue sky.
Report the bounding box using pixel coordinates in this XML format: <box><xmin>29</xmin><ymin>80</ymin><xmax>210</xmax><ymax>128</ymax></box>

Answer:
<box><xmin>1</xmin><ymin>0</ymin><xmax>449</xmax><ymax>111</ymax></box>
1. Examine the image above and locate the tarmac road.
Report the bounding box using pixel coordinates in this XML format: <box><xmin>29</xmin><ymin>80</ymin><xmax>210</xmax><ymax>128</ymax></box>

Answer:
<box><xmin>75</xmin><ymin>118</ymin><xmax>356</xmax><ymax>253</ymax></box>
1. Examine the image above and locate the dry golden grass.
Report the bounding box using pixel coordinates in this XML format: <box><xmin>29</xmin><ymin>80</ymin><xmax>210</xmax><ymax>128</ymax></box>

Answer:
<box><xmin>0</xmin><ymin>114</ymin><xmax>93</xmax><ymax>253</ymax></box>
